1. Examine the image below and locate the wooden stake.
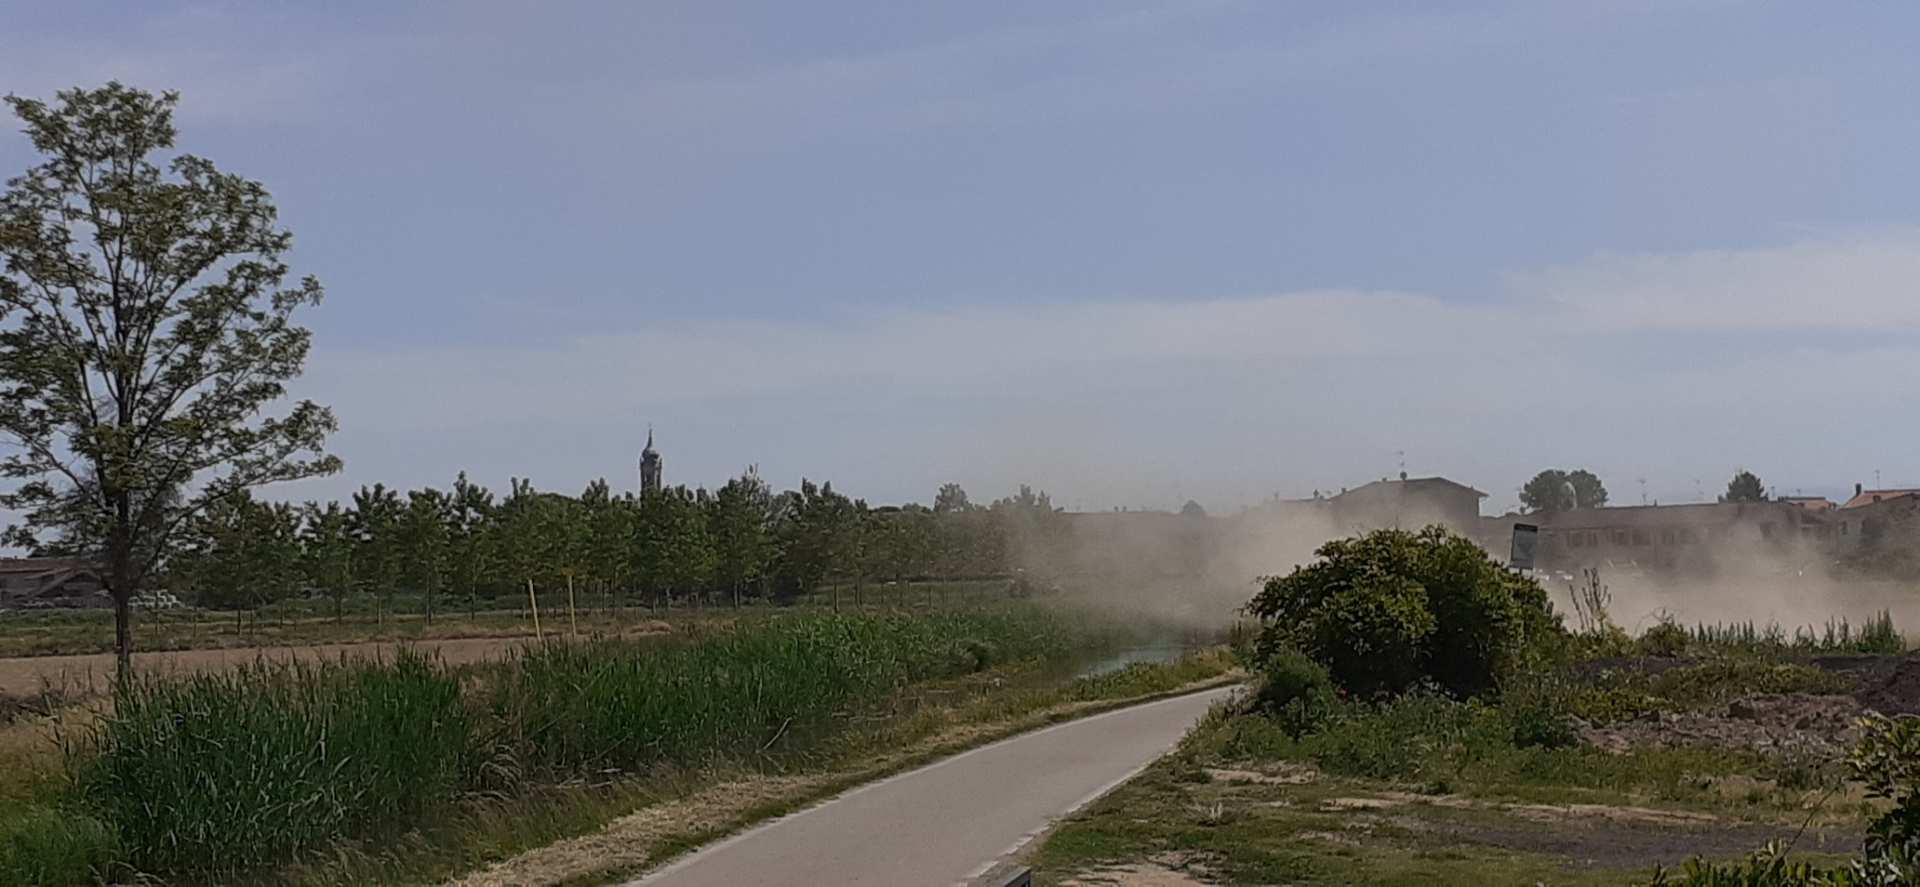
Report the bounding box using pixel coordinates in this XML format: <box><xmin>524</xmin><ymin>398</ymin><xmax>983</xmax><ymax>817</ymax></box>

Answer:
<box><xmin>566</xmin><ymin>574</ymin><xmax>578</xmax><ymax>639</ymax></box>
<box><xmin>527</xmin><ymin>577</ymin><xmax>543</xmax><ymax>641</ymax></box>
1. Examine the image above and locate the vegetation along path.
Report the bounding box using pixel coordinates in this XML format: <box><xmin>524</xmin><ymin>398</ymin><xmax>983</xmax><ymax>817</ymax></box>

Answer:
<box><xmin>627</xmin><ymin>685</ymin><xmax>1237</xmax><ymax>887</ymax></box>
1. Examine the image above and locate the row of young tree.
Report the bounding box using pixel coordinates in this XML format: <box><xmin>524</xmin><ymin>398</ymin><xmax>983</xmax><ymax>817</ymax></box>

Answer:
<box><xmin>164</xmin><ymin>472</ymin><xmax>1067</xmax><ymax>620</ymax></box>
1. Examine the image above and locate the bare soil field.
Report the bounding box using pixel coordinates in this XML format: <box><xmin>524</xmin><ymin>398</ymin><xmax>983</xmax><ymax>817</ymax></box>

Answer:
<box><xmin>0</xmin><ymin>622</ymin><xmax>671</xmax><ymax>697</ymax></box>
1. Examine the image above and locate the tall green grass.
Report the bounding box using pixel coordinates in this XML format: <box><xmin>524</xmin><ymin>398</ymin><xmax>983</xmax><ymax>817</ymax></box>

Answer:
<box><xmin>49</xmin><ymin>605</ymin><xmax>1125</xmax><ymax>880</ymax></box>
<box><xmin>0</xmin><ymin>804</ymin><xmax>119</xmax><ymax>887</ymax></box>
<box><xmin>489</xmin><ymin>610</ymin><xmax>1081</xmax><ymax>774</ymax></box>
<box><xmin>1685</xmin><ymin>609</ymin><xmax>1902</xmax><ymax>656</ymax></box>
<box><xmin>73</xmin><ymin>650</ymin><xmax>471</xmax><ymax>874</ymax></box>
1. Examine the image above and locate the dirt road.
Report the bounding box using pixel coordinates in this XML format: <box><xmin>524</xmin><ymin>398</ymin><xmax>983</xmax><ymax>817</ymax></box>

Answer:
<box><xmin>628</xmin><ymin>685</ymin><xmax>1236</xmax><ymax>887</ymax></box>
<box><xmin>0</xmin><ymin>634</ymin><xmax>541</xmax><ymax>694</ymax></box>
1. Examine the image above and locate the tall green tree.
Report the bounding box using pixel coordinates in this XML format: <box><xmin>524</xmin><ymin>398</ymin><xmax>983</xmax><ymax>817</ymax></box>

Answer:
<box><xmin>398</xmin><ymin>487</ymin><xmax>451</xmax><ymax>623</ymax></box>
<box><xmin>299</xmin><ymin>500</ymin><xmax>354</xmax><ymax>620</ymax></box>
<box><xmin>172</xmin><ymin>491</ymin><xmax>302</xmax><ymax>616</ymax></box>
<box><xmin>635</xmin><ymin>486</ymin><xmax>714</xmax><ymax>608</ymax></box>
<box><xmin>1724</xmin><ymin>470</ymin><xmax>1767</xmax><ymax>503</ymax></box>
<box><xmin>779</xmin><ymin>479</ymin><xmax>863</xmax><ymax>610</ymax></box>
<box><xmin>710</xmin><ymin>467</ymin><xmax>773</xmax><ymax>606</ymax></box>
<box><xmin>0</xmin><ymin>84</ymin><xmax>338</xmax><ymax>678</ymax></box>
<box><xmin>446</xmin><ymin>472</ymin><xmax>495</xmax><ymax>612</ymax></box>
<box><xmin>933</xmin><ymin>482</ymin><xmax>974</xmax><ymax>514</ymax></box>
<box><xmin>348</xmin><ymin>484</ymin><xmax>403</xmax><ymax>621</ymax></box>
<box><xmin>1520</xmin><ymin>469</ymin><xmax>1608</xmax><ymax>513</ymax></box>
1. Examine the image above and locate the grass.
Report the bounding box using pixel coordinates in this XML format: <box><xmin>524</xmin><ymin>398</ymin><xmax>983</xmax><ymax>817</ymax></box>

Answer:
<box><xmin>276</xmin><ymin>650</ymin><xmax>1243</xmax><ymax>887</ymax></box>
<box><xmin>487</xmin><ymin>609</ymin><xmax>1090</xmax><ymax>776</ymax></box>
<box><xmin>1031</xmin><ymin>611</ymin><xmax>1897</xmax><ymax>886</ymax></box>
<box><xmin>0</xmin><ymin>601</ymin><xmax>1212</xmax><ymax>884</ymax></box>
<box><xmin>1031</xmin><ymin>699</ymin><xmax>1856</xmax><ymax>887</ymax></box>
<box><xmin>1683</xmin><ymin>609</ymin><xmax>1904</xmax><ymax>656</ymax></box>
<box><xmin>72</xmin><ymin>649</ymin><xmax>472</xmax><ymax>874</ymax></box>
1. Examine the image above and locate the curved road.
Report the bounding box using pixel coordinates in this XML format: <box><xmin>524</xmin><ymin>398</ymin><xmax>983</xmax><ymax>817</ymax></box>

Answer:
<box><xmin>630</xmin><ymin>685</ymin><xmax>1236</xmax><ymax>887</ymax></box>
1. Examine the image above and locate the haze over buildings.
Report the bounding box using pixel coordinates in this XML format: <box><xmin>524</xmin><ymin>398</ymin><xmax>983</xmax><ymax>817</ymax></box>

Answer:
<box><xmin>6</xmin><ymin>3</ymin><xmax>1920</xmax><ymax>515</ymax></box>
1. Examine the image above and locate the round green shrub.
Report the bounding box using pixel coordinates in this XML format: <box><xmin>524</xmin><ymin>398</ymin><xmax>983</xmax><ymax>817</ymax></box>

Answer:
<box><xmin>1499</xmin><ymin>677</ymin><xmax>1580</xmax><ymax>749</ymax></box>
<box><xmin>1248</xmin><ymin>525</ymin><xmax>1562</xmax><ymax>698</ymax></box>
<box><xmin>1637</xmin><ymin>619</ymin><xmax>1690</xmax><ymax>658</ymax></box>
<box><xmin>1254</xmin><ymin>647</ymin><xmax>1337</xmax><ymax>737</ymax></box>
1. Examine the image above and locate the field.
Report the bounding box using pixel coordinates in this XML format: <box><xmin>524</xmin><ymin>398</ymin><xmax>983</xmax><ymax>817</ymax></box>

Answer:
<box><xmin>1028</xmin><ymin>622</ymin><xmax>1918</xmax><ymax>886</ymax></box>
<box><xmin>0</xmin><ymin>597</ymin><xmax>1238</xmax><ymax>886</ymax></box>
<box><xmin>0</xmin><ymin>580</ymin><xmax>1017</xmax><ymax>702</ymax></box>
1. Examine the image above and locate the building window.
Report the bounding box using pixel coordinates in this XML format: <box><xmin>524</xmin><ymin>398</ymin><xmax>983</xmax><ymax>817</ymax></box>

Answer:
<box><xmin>1679</xmin><ymin>528</ymin><xmax>1699</xmax><ymax>544</ymax></box>
<box><xmin>1569</xmin><ymin>531</ymin><xmax>1584</xmax><ymax>549</ymax></box>
<box><xmin>1842</xmin><ymin>522</ymin><xmax>1850</xmax><ymax>536</ymax></box>
<box><xmin>1633</xmin><ymin>529</ymin><xmax>1650</xmax><ymax>546</ymax></box>
<box><xmin>1761</xmin><ymin>522</ymin><xmax>1775</xmax><ymax>539</ymax></box>
<box><xmin>1661</xmin><ymin>529</ymin><xmax>1677</xmax><ymax>545</ymax></box>
<box><xmin>1612</xmin><ymin>529</ymin><xmax>1629</xmax><ymax>546</ymax></box>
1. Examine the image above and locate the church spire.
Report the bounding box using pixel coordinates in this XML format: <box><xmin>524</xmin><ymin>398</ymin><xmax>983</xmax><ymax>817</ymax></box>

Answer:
<box><xmin>639</xmin><ymin>426</ymin><xmax>663</xmax><ymax>494</ymax></box>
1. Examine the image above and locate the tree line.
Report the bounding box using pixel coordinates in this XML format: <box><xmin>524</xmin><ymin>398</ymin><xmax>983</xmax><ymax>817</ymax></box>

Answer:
<box><xmin>164</xmin><ymin>472</ymin><xmax>1067</xmax><ymax>620</ymax></box>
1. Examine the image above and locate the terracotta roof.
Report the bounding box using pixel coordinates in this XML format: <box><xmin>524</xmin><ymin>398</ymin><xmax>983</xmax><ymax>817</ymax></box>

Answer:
<box><xmin>0</xmin><ymin>557</ymin><xmax>98</xmax><ymax>575</ymax></box>
<box><xmin>1840</xmin><ymin>489</ymin><xmax>1920</xmax><ymax>510</ymax></box>
<box><xmin>1336</xmin><ymin>476</ymin><xmax>1488</xmax><ymax>499</ymax></box>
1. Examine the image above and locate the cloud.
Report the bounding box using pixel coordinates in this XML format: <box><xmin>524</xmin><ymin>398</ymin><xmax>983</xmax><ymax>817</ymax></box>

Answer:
<box><xmin>1511</xmin><ymin>227</ymin><xmax>1920</xmax><ymax>331</ymax></box>
<box><xmin>279</xmin><ymin>227</ymin><xmax>1920</xmax><ymax>513</ymax></box>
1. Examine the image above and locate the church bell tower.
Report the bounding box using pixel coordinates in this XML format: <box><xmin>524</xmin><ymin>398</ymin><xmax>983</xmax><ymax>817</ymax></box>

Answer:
<box><xmin>639</xmin><ymin>428</ymin><xmax>663</xmax><ymax>495</ymax></box>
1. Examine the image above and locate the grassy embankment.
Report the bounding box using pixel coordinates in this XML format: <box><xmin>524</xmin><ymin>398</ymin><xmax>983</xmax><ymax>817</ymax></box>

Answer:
<box><xmin>1029</xmin><ymin>613</ymin><xmax>1905</xmax><ymax>886</ymax></box>
<box><xmin>0</xmin><ymin>602</ymin><xmax>1239</xmax><ymax>886</ymax></box>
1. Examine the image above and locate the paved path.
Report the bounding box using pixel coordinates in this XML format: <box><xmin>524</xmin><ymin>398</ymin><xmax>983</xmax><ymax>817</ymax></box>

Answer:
<box><xmin>630</xmin><ymin>685</ymin><xmax>1237</xmax><ymax>887</ymax></box>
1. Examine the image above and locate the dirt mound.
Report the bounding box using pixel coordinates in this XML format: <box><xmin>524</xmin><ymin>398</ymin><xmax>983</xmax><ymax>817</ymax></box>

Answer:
<box><xmin>1578</xmin><ymin>692</ymin><xmax>1864</xmax><ymax>757</ymax></box>
<box><xmin>1852</xmin><ymin>656</ymin><xmax>1920</xmax><ymax>716</ymax></box>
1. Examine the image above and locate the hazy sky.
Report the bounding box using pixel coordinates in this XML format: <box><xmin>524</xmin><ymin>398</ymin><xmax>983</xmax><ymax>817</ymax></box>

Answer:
<box><xmin>5</xmin><ymin>1</ymin><xmax>1919</xmax><ymax>515</ymax></box>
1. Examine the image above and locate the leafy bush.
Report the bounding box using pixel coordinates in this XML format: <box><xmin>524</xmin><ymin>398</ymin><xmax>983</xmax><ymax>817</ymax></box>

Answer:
<box><xmin>1248</xmin><ymin>526</ymin><xmax>1561</xmax><ymax>697</ymax></box>
<box><xmin>1638</xmin><ymin>619</ymin><xmax>1691</xmax><ymax>658</ymax></box>
<box><xmin>1253</xmin><ymin>647</ymin><xmax>1336</xmax><ymax>738</ymax></box>
<box><xmin>75</xmin><ymin>650</ymin><xmax>471</xmax><ymax>875</ymax></box>
<box><xmin>1499</xmin><ymin>676</ymin><xmax>1580</xmax><ymax>750</ymax></box>
<box><xmin>1850</xmin><ymin>714</ymin><xmax>1920</xmax><ymax>880</ymax></box>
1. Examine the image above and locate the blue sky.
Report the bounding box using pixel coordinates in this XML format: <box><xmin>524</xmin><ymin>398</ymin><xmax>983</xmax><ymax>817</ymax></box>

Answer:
<box><xmin>5</xmin><ymin>1</ymin><xmax>1920</xmax><ymax>514</ymax></box>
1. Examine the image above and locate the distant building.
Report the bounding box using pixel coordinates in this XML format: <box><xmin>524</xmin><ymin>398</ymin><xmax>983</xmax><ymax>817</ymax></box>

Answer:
<box><xmin>1841</xmin><ymin>484</ymin><xmax>1920</xmax><ymax>510</ymax></box>
<box><xmin>639</xmin><ymin>429</ymin><xmax>663</xmax><ymax>495</ymax></box>
<box><xmin>1328</xmin><ymin>474</ymin><xmax>1486</xmax><ymax>535</ymax></box>
<box><xmin>0</xmin><ymin>557</ymin><xmax>109</xmax><ymax>609</ymax></box>
<box><xmin>1780</xmin><ymin>496</ymin><xmax>1836</xmax><ymax>512</ymax></box>
<box><xmin>1832</xmin><ymin>492</ymin><xmax>1920</xmax><ymax>563</ymax></box>
<box><xmin>1522</xmin><ymin>501</ymin><xmax>1824</xmax><ymax>573</ymax></box>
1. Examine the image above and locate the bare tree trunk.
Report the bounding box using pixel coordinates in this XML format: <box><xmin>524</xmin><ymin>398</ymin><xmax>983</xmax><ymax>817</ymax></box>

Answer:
<box><xmin>109</xmin><ymin>511</ymin><xmax>136</xmax><ymax>685</ymax></box>
<box><xmin>425</xmin><ymin>576</ymin><xmax>435</xmax><ymax>626</ymax></box>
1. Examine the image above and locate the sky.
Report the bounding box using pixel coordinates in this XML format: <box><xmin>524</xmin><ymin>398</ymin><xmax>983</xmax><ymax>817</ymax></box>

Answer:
<box><xmin>4</xmin><ymin>0</ymin><xmax>1920</xmax><ymax>516</ymax></box>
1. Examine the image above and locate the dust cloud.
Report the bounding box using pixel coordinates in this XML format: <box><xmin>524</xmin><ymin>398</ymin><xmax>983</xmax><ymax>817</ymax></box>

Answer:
<box><xmin>1015</xmin><ymin>505</ymin><xmax>1920</xmax><ymax>641</ymax></box>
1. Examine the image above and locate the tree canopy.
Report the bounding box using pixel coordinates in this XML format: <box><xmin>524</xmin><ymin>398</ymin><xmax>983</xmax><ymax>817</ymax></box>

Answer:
<box><xmin>1519</xmin><ymin>468</ymin><xmax>1608</xmax><ymax>513</ymax></box>
<box><xmin>1724</xmin><ymin>470</ymin><xmax>1767</xmax><ymax>503</ymax></box>
<box><xmin>0</xmin><ymin>83</ymin><xmax>338</xmax><ymax>677</ymax></box>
